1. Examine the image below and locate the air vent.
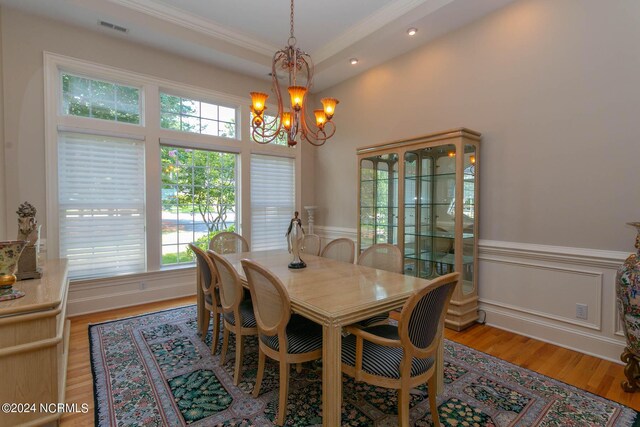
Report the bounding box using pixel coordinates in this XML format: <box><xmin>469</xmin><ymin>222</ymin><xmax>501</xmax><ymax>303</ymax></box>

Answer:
<box><xmin>98</xmin><ymin>20</ymin><xmax>128</xmax><ymax>33</ymax></box>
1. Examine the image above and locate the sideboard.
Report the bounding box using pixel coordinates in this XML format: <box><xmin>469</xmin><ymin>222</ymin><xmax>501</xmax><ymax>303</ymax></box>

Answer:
<box><xmin>0</xmin><ymin>259</ymin><xmax>69</xmax><ymax>427</ymax></box>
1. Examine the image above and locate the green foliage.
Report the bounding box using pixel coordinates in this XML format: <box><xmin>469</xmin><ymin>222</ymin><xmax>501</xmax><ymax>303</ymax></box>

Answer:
<box><xmin>62</xmin><ymin>74</ymin><xmax>140</xmax><ymax>124</ymax></box>
<box><xmin>160</xmin><ymin>93</ymin><xmax>236</xmax><ymax>138</ymax></box>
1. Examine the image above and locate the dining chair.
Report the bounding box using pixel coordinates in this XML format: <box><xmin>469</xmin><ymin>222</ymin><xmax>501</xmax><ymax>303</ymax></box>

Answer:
<box><xmin>356</xmin><ymin>243</ymin><xmax>403</xmax><ymax>327</ymax></box>
<box><xmin>341</xmin><ymin>272</ymin><xmax>459</xmax><ymax>427</ymax></box>
<box><xmin>241</xmin><ymin>259</ymin><xmax>323</xmax><ymax>426</ymax></box>
<box><xmin>320</xmin><ymin>237</ymin><xmax>355</xmax><ymax>263</ymax></box>
<box><xmin>188</xmin><ymin>243</ymin><xmax>221</xmax><ymax>353</ymax></box>
<box><xmin>209</xmin><ymin>231</ymin><xmax>249</xmax><ymax>254</ymax></box>
<box><xmin>301</xmin><ymin>233</ymin><xmax>321</xmax><ymax>256</ymax></box>
<box><xmin>208</xmin><ymin>250</ymin><xmax>258</xmax><ymax>385</ymax></box>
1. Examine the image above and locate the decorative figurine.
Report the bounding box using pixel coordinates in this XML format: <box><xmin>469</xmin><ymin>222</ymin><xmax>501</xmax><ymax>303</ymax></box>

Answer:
<box><xmin>286</xmin><ymin>211</ymin><xmax>306</xmax><ymax>269</ymax></box>
<box><xmin>15</xmin><ymin>202</ymin><xmax>42</xmax><ymax>280</ymax></box>
<box><xmin>617</xmin><ymin>222</ymin><xmax>640</xmax><ymax>392</ymax></box>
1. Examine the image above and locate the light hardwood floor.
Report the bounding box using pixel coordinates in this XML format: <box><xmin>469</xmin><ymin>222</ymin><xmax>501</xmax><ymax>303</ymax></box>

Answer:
<box><xmin>61</xmin><ymin>297</ymin><xmax>640</xmax><ymax>426</ymax></box>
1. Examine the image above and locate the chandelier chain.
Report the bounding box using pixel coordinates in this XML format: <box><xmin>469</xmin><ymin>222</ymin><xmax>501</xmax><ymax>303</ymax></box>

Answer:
<box><xmin>290</xmin><ymin>0</ymin><xmax>295</xmax><ymax>40</ymax></box>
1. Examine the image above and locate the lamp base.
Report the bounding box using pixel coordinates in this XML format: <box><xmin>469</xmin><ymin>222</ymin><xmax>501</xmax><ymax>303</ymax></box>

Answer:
<box><xmin>288</xmin><ymin>261</ymin><xmax>307</xmax><ymax>269</ymax></box>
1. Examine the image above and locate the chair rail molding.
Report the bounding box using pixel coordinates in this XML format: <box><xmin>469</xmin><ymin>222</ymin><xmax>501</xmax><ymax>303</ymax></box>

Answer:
<box><xmin>314</xmin><ymin>226</ymin><xmax>629</xmax><ymax>363</ymax></box>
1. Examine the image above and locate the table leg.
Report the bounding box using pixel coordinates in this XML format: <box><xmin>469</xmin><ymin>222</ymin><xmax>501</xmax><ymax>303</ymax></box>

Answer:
<box><xmin>436</xmin><ymin>334</ymin><xmax>444</xmax><ymax>395</ymax></box>
<box><xmin>322</xmin><ymin>322</ymin><xmax>342</xmax><ymax>427</ymax></box>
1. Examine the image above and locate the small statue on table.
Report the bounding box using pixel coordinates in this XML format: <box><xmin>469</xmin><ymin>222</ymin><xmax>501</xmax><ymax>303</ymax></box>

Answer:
<box><xmin>286</xmin><ymin>211</ymin><xmax>306</xmax><ymax>269</ymax></box>
<box><xmin>16</xmin><ymin>202</ymin><xmax>42</xmax><ymax>280</ymax></box>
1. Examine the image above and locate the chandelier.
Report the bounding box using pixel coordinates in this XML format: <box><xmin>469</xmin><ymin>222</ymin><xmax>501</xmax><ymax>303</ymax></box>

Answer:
<box><xmin>250</xmin><ymin>0</ymin><xmax>339</xmax><ymax>147</ymax></box>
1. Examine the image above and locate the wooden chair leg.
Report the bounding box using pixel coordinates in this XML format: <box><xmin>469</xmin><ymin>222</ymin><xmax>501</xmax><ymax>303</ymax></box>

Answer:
<box><xmin>428</xmin><ymin>375</ymin><xmax>441</xmax><ymax>427</ymax></box>
<box><xmin>253</xmin><ymin>349</ymin><xmax>266</xmax><ymax>398</ymax></box>
<box><xmin>398</xmin><ymin>386</ymin><xmax>410</xmax><ymax>427</ymax></box>
<box><xmin>276</xmin><ymin>360</ymin><xmax>289</xmax><ymax>426</ymax></box>
<box><xmin>211</xmin><ymin>309</ymin><xmax>220</xmax><ymax>354</ymax></box>
<box><xmin>296</xmin><ymin>362</ymin><xmax>302</xmax><ymax>373</ymax></box>
<box><xmin>220</xmin><ymin>328</ymin><xmax>230</xmax><ymax>365</ymax></box>
<box><xmin>201</xmin><ymin>308</ymin><xmax>211</xmax><ymax>342</ymax></box>
<box><xmin>233</xmin><ymin>334</ymin><xmax>244</xmax><ymax>385</ymax></box>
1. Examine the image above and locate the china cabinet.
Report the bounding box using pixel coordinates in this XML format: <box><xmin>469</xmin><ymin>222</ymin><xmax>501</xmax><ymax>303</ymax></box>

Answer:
<box><xmin>357</xmin><ymin>128</ymin><xmax>480</xmax><ymax>330</ymax></box>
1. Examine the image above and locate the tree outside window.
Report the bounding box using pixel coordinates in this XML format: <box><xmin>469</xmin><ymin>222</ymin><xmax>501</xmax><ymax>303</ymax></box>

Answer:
<box><xmin>161</xmin><ymin>146</ymin><xmax>237</xmax><ymax>265</ymax></box>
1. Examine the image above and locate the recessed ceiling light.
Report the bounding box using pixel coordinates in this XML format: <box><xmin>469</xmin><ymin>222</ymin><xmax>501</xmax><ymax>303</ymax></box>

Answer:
<box><xmin>407</xmin><ymin>27</ymin><xmax>418</xmax><ymax>36</ymax></box>
<box><xmin>350</xmin><ymin>58</ymin><xmax>359</xmax><ymax>65</ymax></box>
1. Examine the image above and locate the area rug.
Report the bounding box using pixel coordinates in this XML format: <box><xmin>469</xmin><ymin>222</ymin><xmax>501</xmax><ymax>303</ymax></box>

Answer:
<box><xmin>90</xmin><ymin>305</ymin><xmax>639</xmax><ymax>426</ymax></box>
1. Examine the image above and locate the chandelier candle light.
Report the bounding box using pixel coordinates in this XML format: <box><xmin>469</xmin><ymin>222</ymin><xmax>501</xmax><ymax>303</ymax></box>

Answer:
<box><xmin>250</xmin><ymin>0</ymin><xmax>339</xmax><ymax>147</ymax></box>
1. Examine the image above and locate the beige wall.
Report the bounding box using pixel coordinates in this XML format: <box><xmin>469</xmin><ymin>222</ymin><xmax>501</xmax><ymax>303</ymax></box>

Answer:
<box><xmin>315</xmin><ymin>0</ymin><xmax>640</xmax><ymax>252</ymax></box>
<box><xmin>0</xmin><ymin>7</ymin><xmax>316</xmax><ymax>239</ymax></box>
<box><xmin>0</xmin><ymin>8</ymin><xmax>6</xmax><ymax>239</ymax></box>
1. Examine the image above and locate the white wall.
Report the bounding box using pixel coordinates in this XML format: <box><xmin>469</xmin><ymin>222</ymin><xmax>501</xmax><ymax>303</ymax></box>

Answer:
<box><xmin>0</xmin><ymin>7</ymin><xmax>6</xmax><ymax>239</ymax></box>
<box><xmin>316</xmin><ymin>0</ymin><xmax>639</xmax><ymax>252</ymax></box>
<box><xmin>315</xmin><ymin>0</ymin><xmax>640</xmax><ymax>361</ymax></box>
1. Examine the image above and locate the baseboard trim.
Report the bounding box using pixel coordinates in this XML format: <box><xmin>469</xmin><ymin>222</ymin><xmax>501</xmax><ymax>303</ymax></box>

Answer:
<box><xmin>481</xmin><ymin>303</ymin><xmax>625</xmax><ymax>364</ymax></box>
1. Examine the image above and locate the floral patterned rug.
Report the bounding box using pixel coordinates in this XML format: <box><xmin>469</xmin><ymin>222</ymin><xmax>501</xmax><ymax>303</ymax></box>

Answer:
<box><xmin>90</xmin><ymin>305</ymin><xmax>639</xmax><ymax>426</ymax></box>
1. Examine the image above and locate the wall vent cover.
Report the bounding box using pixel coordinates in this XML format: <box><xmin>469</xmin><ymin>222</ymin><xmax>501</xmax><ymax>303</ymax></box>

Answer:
<box><xmin>98</xmin><ymin>20</ymin><xmax>128</xmax><ymax>33</ymax></box>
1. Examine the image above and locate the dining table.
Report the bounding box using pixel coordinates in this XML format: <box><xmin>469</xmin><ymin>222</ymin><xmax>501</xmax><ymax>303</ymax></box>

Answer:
<box><xmin>220</xmin><ymin>249</ymin><xmax>445</xmax><ymax>427</ymax></box>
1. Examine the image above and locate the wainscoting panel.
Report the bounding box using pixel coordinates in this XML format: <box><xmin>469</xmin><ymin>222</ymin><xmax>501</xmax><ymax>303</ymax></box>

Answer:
<box><xmin>315</xmin><ymin>227</ymin><xmax>629</xmax><ymax>363</ymax></box>
<box><xmin>67</xmin><ymin>267</ymin><xmax>196</xmax><ymax>316</ymax></box>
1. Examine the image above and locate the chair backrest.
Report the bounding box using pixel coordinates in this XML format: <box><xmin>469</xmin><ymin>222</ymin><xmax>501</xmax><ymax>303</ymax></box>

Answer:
<box><xmin>189</xmin><ymin>243</ymin><xmax>215</xmax><ymax>297</ymax></box>
<box><xmin>301</xmin><ymin>234</ymin><xmax>321</xmax><ymax>256</ymax></box>
<box><xmin>208</xmin><ymin>250</ymin><xmax>244</xmax><ymax>312</ymax></box>
<box><xmin>209</xmin><ymin>232</ymin><xmax>249</xmax><ymax>254</ymax></box>
<box><xmin>320</xmin><ymin>238</ymin><xmax>355</xmax><ymax>264</ymax></box>
<box><xmin>398</xmin><ymin>272</ymin><xmax>459</xmax><ymax>358</ymax></box>
<box><xmin>241</xmin><ymin>259</ymin><xmax>291</xmax><ymax>339</ymax></box>
<box><xmin>357</xmin><ymin>243</ymin><xmax>402</xmax><ymax>273</ymax></box>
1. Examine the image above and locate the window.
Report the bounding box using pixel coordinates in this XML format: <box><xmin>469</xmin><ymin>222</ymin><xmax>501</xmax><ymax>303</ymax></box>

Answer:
<box><xmin>61</xmin><ymin>73</ymin><xmax>140</xmax><ymax>124</ymax></box>
<box><xmin>161</xmin><ymin>146</ymin><xmax>238</xmax><ymax>265</ymax></box>
<box><xmin>250</xmin><ymin>154</ymin><xmax>295</xmax><ymax>250</ymax></box>
<box><xmin>58</xmin><ymin>133</ymin><xmax>146</xmax><ymax>279</ymax></box>
<box><xmin>160</xmin><ymin>93</ymin><xmax>237</xmax><ymax>138</ymax></box>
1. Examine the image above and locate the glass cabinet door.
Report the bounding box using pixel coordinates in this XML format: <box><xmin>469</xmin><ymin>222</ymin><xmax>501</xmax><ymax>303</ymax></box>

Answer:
<box><xmin>404</xmin><ymin>145</ymin><xmax>457</xmax><ymax>278</ymax></box>
<box><xmin>359</xmin><ymin>153</ymin><xmax>398</xmax><ymax>253</ymax></box>
<box><xmin>462</xmin><ymin>144</ymin><xmax>476</xmax><ymax>295</ymax></box>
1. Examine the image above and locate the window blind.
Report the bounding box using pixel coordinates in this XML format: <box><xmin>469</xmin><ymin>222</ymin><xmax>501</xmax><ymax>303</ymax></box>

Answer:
<box><xmin>250</xmin><ymin>154</ymin><xmax>295</xmax><ymax>251</ymax></box>
<box><xmin>58</xmin><ymin>133</ymin><xmax>146</xmax><ymax>279</ymax></box>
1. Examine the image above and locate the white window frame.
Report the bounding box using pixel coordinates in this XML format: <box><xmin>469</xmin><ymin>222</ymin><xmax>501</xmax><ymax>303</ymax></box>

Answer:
<box><xmin>44</xmin><ymin>52</ymin><xmax>302</xmax><ymax>277</ymax></box>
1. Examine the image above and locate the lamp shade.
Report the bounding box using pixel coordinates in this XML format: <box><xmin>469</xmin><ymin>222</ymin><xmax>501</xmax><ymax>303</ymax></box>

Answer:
<box><xmin>282</xmin><ymin>111</ymin><xmax>292</xmax><ymax>130</ymax></box>
<box><xmin>321</xmin><ymin>98</ymin><xmax>339</xmax><ymax>120</ymax></box>
<box><xmin>250</xmin><ymin>92</ymin><xmax>268</xmax><ymax>115</ymax></box>
<box><xmin>288</xmin><ymin>86</ymin><xmax>307</xmax><ymax>111</ymax></box>
<box><xmin>314</xmin><ymin>109</ymin><xmax>327</xmax><ymax>129</ymax></box>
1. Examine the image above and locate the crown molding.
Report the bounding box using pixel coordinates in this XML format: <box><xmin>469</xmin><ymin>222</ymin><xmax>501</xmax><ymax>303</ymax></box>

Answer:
<box><xmin>312</xmin><ymin>0</ymin><xmax>453</xmax><ymax>64</ymax></box>
<box><xmin>106</xmin><ymin>0</ymin><xmax>279</xmax><ymax>56</ymax></box>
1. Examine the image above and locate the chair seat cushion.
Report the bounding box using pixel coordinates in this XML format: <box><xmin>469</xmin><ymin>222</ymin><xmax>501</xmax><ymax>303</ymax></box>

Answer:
<box><xmin>356</xmin><ymin>313</ymin><xmax>390</xmax><ymax>328</ymax></box>
<box><xmin>261</xmin><ymin>315</ymin><xmax>322</xmax><ymax>354</ymax></box>
<box><xmin>342</xmin><ymin>325</ymin><xmax>434</xmax><ymax>379</ymax></box>
<box><xmin>223</xmin><ymin>299</ymin><xmax>257</xmax><ymax>328</ymax></box>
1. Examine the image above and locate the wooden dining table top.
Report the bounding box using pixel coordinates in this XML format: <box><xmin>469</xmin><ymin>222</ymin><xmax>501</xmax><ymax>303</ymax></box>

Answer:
<box><xmin>221</xmin><ymin>249</ymin><xmax>429</xmax><ymax>325</ymax></box>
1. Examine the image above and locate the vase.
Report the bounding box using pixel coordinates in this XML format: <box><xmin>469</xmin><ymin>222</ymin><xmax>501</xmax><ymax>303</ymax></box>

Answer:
<box><xmin>617</xmin><ymin>222</ymin><xmax>640</xmax><ymax>392</ymax></box>
<box><xmin>0</xmin><ymin>240</ymin><xmax>28</xmax><ymax>289</ymax></box>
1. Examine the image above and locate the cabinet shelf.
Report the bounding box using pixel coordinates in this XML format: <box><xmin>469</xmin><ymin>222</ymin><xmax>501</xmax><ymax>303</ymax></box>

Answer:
<box><xmin>403</xmin><ymin>250</ymin><xmax>474</xmax><ymax>266</ymax></box>
<box><xmin>405</xmin><ymin>231</ymin><xmax>474</xmax><ymax>239</ymax></box>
